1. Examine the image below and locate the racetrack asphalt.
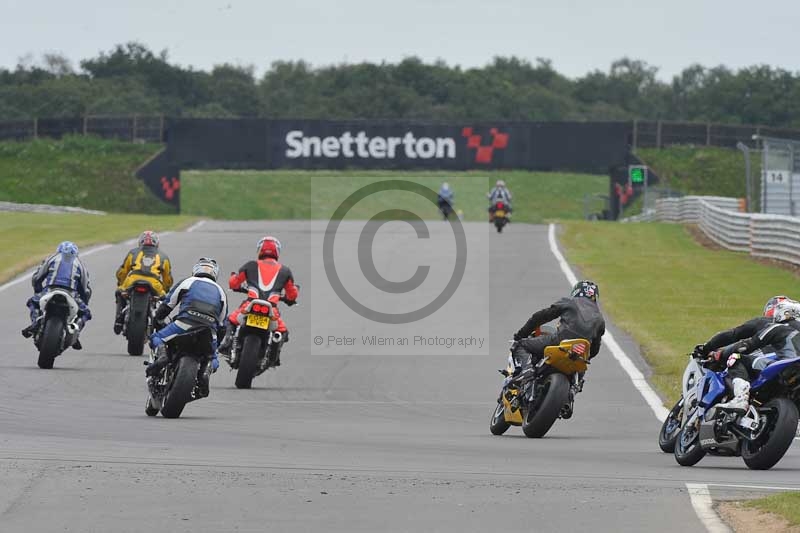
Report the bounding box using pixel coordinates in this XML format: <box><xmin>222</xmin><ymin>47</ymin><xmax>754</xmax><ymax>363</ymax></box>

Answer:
<box><xmin>0</xmin><ymin>221</ymin><xmax>797</xmax><ymax>533</ymax></box>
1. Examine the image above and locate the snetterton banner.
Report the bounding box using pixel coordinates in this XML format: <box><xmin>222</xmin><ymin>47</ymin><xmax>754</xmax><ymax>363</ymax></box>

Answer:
<box><xmin>166</xmin><ymin>119</ymin><xmax>631</xmax><ymax>175</ymax></box>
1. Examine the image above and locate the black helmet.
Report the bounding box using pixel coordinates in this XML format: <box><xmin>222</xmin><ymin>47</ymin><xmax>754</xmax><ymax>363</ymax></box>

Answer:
<box><xmin>571</xmin><ymin>280</ymin><xmax>598</xmax><ymax>302</ymax></box>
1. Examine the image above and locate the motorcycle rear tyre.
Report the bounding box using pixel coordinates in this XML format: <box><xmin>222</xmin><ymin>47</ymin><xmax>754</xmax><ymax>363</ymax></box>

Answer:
<box><xmin>38</xmin><ymin>315</ymin><xmax>64</xmax><ymax>369</ymax></box>
<box><xmin>741</xmin><ymin>398</ymin><xmax>799</xmax><ymax>470</ymax></box>
<box><xmin>126</xmin><ymin>292</ymin><xmax>149</xmax><ymax>356</ymax></box>
<box><xmin>522</xmin><ymin>373</ymin><xmax>570</xmax><ymax>438</ymax></box>
<box><xmin>161</xmin><ymin>356</ymin><xmax>199</xmax><ymax>419</ymax></box>
<box><xmin>235</xmin><ymin>335</ymin><xmax>261</xmax><ymax>389</ymax></box>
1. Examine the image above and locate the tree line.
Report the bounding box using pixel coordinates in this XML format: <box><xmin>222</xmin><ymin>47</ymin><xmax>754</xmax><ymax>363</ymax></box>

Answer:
<box><xmin>1</xmin><ymin>42</ymin><xmax>799</xmax><ymax>127</ymax></box>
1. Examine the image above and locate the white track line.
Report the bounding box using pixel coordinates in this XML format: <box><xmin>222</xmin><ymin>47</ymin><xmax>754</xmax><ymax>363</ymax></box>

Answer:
<box><xmin>686</xmin><ymin>484</ymin><xmax>731</xmax><ymax>533</ymax></box>
<box><xmin>547</xmin><ymin>224</ymin><xmax>669</xmax><ymax>421</ymax></box>
<box><xmin>186</xmin><ymin>220</ymin><xmax>206</xmax><ymax>233</ymax></box>
<box><xmin>707</xmin><ymin>483</ymin><xmax>800</xmax><ymax>491</ymax></box>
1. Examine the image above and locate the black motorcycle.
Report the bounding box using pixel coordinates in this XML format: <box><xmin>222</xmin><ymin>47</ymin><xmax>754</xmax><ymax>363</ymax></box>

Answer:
<box><xmin>33</xmin><ymin>288</ymin><xmax>82</xmax><ymax>369</ymax></box>
<box><xmin>144</xmin><ymin>327</ymin><xmax>214</xmax><ymax>418</ymax></box>
<box><xmin>438</xmin><ymin>196</ymin><xmax>454</xmax><ymax>220</ymax></box>
<box><xmin>491</xmin><ymin>201</ymin><xmax>509</xmax><ymax>233</ymax></box>
<box><xmin>122</xmin><ymin>280</ymin><xmax>158</xmax><ymax>356</ymax></box>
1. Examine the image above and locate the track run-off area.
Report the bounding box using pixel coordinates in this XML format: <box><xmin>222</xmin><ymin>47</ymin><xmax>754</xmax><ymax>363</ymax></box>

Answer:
<box><xmin>0</xmin><ymin>220</ymin><xmax>797</xmax><ymax>532</ymax></box>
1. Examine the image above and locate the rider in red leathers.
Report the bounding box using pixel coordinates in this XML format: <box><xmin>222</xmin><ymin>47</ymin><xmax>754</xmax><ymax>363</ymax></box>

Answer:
<box><xmin>218</xmin><ymin>236</ymin><xmax>298</xmax><ymax>366</ymax></box>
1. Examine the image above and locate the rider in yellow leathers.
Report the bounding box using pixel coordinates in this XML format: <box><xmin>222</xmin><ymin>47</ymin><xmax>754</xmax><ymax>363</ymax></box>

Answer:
<box><xmin>114</xmin><ymin>231</ymin><xmax>173</xmax><ymax>334</ymax></box>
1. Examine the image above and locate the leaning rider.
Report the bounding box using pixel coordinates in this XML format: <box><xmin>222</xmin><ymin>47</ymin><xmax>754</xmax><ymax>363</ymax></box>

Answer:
<box><xmin>114</xmin><ymin>230</ymin><xmax>173</xmax><ymax>334</ymax></box>
<box><xmin>147</xmin><ymin>258</ymin><xmax>227</xmax><ymax>397</ymax></box>
<box><xmin>218</xmin><ymin>236</ymin><xmax>299</xmax><ymax>367</ymax></box>
<box><xmin>22</xmin><ymin>241</ymin><xmax>92</xmax><ymax>350</ymax></box>
<box><xmin>511</xmin><ymin>280</ymin><xmax>605</xmax><ymax>376</ymax></box>
<box><xmin>705</xmin><ymin>298</ymin><xmax>800</xmax><ymax>411</ymax></box>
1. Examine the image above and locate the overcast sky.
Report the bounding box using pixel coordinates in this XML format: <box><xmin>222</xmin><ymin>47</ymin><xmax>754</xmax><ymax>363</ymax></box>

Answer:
<box><xmin>2</xmin><ymin>0</ymin><xmax>797</xmax><ymax>80</ymax></box>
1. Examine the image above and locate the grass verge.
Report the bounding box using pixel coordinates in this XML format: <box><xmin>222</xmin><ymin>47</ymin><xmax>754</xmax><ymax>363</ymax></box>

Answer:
<box><xmin>181</xmin><ymin>170</ymin><xmax>607</xmax><ymax>222</ymax></box>
<box><xmin>746</xmin><ymin>492</ymin><xmax>800</xmax><ymax>526</ymax></box>
<box><xmin>0</xmin><ymin>135</ymin><xmax>173</xmax><ymax>213</ymax></box>
<box><xmin>0</xmin><ymin>212</ymin><xmax>197</xmax><ymax>284</ymax></box>
<box><xmin>559</xmin><ymin>221</ymin><xmax>798</xmax><ymax>402</ymax></box>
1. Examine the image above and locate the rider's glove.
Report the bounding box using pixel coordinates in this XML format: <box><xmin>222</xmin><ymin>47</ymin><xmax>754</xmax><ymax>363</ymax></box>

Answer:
<box><xmin>513</xmin><ymin>332</ymin><xmax>522</xmax><ymax>342</ymax></box>
<box><xmin>709</xmin><ymin>349</ymin><xmax>724</xmax><ymax>363</ymax></box>
<box><xmin>692</xmin><ymin>343</ymin><xmax>706</xmax><ymax>358</ymax></box>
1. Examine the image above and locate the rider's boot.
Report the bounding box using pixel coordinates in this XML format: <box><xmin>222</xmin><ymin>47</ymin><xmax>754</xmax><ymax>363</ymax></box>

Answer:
<box><xmin>218</xmin><ymin>322</ymin><xmax>236</xmax><ymax>357</ymax></box>
<box><xmin>718</xmin><ymin>378</ymin><xmax>750</xmax><ymax>411</ymax></box>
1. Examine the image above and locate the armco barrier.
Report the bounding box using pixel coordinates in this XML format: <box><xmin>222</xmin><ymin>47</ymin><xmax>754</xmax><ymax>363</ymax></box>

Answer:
<box><xmin>654</xmin><ymin>196</ymin><xmax>800</xmax><ymax>266</ymax></box>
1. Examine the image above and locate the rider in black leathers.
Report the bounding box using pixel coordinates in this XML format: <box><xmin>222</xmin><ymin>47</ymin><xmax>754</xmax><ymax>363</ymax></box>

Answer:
<box><xmin>512</xmin><ymin>280</ymin><xmax>606</xmax><ymax>371</ymax></box>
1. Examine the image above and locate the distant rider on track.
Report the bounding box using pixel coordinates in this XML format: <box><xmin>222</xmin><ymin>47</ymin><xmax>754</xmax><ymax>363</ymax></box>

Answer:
<box><xmin>21</xmin><ymin>241</ymin><xmax>92</xmax><ymax>350</ymax></box>
<box><xmin>218</xmin><ymin>236</ymin><xmax>299</xmax><ymax>366</ymax></box>
<box><xmin>113</xmin><ymin>230</ymin><xmax>173</xmax><ymax>334</ymax></box>
<box><xmin>487</xmin><ymin>179</ymin><xmax>513</xmax><ymax>221</ymax></box>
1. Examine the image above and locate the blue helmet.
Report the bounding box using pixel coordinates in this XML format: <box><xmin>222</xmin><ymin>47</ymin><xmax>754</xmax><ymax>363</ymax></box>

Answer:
<box><xmin>56</xmin><ymin>241</ymin><xmax>79</xmax><ymax>255</ymax></box>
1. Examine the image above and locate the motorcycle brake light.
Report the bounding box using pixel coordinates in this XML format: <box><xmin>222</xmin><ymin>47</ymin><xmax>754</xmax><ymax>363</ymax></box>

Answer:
<box><xmin>251</xmin><ymin>304</ymin><xmax>261</xmax><ymax>313</ymax></box>
<box><xmin>135</xmin><ymin>286</ymin><xmax>149</xmax><ymax>293</ymax></box>
<box><xmin>497</xmin><ymin>202</ymin><xmax>504</xmax><ymax>209</ymax></box>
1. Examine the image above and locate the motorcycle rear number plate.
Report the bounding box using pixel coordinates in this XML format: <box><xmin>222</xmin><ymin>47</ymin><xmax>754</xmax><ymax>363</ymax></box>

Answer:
<box><xmin>246</xmin><ymin>315</ymin><xmax>270</xmax><ymax>329</ymax></box>
<box><xmin>495</xmin><ymin>210</ymin><xmax>505</xmax><ymax>217</ymax></box>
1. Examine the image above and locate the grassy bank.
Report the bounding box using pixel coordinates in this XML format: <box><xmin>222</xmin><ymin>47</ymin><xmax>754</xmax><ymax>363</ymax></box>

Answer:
<box><xmin>638</xmin><ymin>145</ymin><xmax>760</xmax><ymax>201</ymax></box>
<box><xmin>0</xmin><ymin>135</ymin><xmax>172</xmax><ymax>213</ymax></box>
<box><xmin>181</xmin><ymin>170</ymin><xmax>607</xmax><ymax>222</ymax></box>
<box><xmin>559</xmin><ymin>221</ymin><xmax>797</xmax><ymax>401</ymax></box>
<box><xmin>0</xmin><ymin>212</ymin><xmax>196</xmax><ymax>283</ymax></box>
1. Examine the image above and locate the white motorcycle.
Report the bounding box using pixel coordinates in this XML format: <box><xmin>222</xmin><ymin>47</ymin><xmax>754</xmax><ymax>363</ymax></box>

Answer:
<box><xmin>658</xmin><ymin>354</ymin><xmax>706</xmax><ymax>452</ymax></box>
<box><xmin>33</xmin><ymin>289</ymin><xmax>82</xmax><ymax>369</ymax></box>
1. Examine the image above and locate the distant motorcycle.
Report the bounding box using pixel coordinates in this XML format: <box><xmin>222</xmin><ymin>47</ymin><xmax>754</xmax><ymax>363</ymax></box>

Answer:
<box><xmin>673</xmin><ymin>351</ymin><xmax>800</xmax><ymax>470</ymax></box>
<box><xmin>438</xmin><ymin>197</ymin><xmax>454</xmax><ymax>220</ymax></box>
<box><xmin>33</xmin><ymin>288</ymin><xmax>82</xmax><ymax>369</ymax></box>
<box><xmin>490</xmin><ymin>331</ymin><xmax>590</xmax><ymax>438</ymax></box>
<box><xmin>227</xmin><ymin>282</ymin><xmax>286</xmax><ymax>389</ymax></box>
<box><xmin>491</xmin><ymin>201</ymin><xmax>509</xmax><ymax>233</ymax></box>
<box><xmin>121</xmin><ymin>280</ymin><xmax>159</xmax><ymax>356</ymax></box>
<box><xmin>145</xmin><ymin>326</ymin><xmax>214</xmax><ymax>418</ymax></box>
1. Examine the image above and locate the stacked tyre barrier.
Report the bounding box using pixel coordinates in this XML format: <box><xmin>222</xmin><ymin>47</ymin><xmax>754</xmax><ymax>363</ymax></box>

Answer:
<box><xmin>655</xmin><ymin>196</ymin><xmax>800</xmax><ymax>267</ymax></box>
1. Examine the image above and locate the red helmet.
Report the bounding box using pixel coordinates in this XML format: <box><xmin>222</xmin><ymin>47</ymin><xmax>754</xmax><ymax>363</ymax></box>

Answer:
<box><xmin>257</xmin><ymin>236</ymin><xmax>281</xmax><ymax>259</ymax></box>
<box><xmin>138</xmin><ymin>230</ymin><xmax>159</xmax><ymax>249</ymax></box>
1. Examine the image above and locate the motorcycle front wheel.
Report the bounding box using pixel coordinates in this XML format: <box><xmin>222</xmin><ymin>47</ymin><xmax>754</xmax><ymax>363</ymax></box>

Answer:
<box><xmin>658</xmin><ymin>398</ymin><xmax>683</xmax><ymax>453</ymax></box>
<box><xmin>674</xmin><ymin>424</ymin><xmax>705</xmax><ymax>466</ymax></box>
<box><xmin>741</xmin><ymin>398</ymin><xmax>799</xmax><ymax>470</ymax></box>
<box><xmin>522</xmin><ymin>373</ymin><xmax>570</xmax><ymax>438</ymax></box>
<box><xmin>489</xmin><ymin>401</ymin><xmax>510</xmax><ymax>435</ymax></box>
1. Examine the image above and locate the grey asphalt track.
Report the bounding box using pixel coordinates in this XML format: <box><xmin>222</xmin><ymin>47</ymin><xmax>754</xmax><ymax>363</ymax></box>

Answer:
<box><xmin>0</xmin><ymin>221</ymin><xmax>797</xmax><ymax>533</ymax></box>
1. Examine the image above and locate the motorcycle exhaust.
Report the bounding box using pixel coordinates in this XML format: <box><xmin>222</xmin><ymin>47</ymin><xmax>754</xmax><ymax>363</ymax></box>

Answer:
<box><xmin>271</xmin><ymin>331</ymin><xmax>283</xmax><ymax>344</ymax></box>
<box><xmin>67</xmin><ymin>319</ymin><xmax>80</xmax><ymax>336</ymax></box>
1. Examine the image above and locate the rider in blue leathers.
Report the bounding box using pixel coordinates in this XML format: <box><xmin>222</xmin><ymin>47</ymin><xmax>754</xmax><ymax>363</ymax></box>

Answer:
<box><xmin>146</xmin><ymin>258</ymin><xmax>227</xmax><ymax>395</ymax></box>
<box><xmin>22</xmin><ymin>241</ymin><xmax>92</xmax><ymax>349</ymax></box>
<box><xmin>437</xmin><ymin>182</ymin><xmax>455</xmax><ymax>219</ymax></box>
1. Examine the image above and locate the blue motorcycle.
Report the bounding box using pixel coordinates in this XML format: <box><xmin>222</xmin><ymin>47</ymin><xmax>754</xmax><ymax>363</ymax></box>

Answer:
<box><xmin>674</xmin><ymin>353</ymin><xmax>800</xmax><ymax>470</ymax></box>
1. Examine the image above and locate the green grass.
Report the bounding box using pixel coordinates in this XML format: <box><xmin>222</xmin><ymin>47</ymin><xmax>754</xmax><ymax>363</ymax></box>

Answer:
<box><xmin>181</xmin><ymin>170</ymin><xmax>608</xmax><ymax>222</ymax></box>
<box><xmin>0</xmin><ymin>212</ymin><xmax>196</xmax><ymax>283</ymax></box>
<box><xmin>0</xmin><ymin>135</ymin><xmax>173</xmax><ymax>213</ymax></box>
<box><xmin>638</xmin><ymin>146</ymin><xmax>761</xmax><ymax>203</ymax></box>
<box><xmin>559</xmin><ymin>221</ymin><xmax>798</xmax><ymax>402</ymax></box>
<box><xmin>746</xmin><ymin>492</ymin><xmax>800</xmax><ymax>526</ymax></box>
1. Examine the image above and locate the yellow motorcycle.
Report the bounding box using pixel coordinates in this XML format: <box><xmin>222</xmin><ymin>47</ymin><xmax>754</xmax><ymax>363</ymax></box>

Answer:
<box><xmin>490</xmin><ymin>337</ymin><xmax>591</xmax><ymax>438</ymax></box>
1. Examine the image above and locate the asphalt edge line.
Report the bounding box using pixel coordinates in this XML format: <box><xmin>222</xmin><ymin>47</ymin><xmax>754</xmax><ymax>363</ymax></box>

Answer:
<box><xmin>547</xmin><ymin>223</ymin><xmax>669</xmax><ymax>422</ymax></box>
<box><xmin>686</xmin><ymin>484</ymin><xmax>732</xmax><ymax>533</ymax></box>
<box><xmin>548</xmin><ymin>224</ymin><xmax>725</xmax><ymax>532</ymax></box>
<box><xmin>186</xmin><ymin>220</ymin><xmax>207</xmax><ymax>233</ymax></box>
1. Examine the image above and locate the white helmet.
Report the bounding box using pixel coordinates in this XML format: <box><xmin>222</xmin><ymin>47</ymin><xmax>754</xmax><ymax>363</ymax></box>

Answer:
<box><xmin>496</xmin><ymin>180</ymin><xmax>506</xmax><ymax>188</ymax></box>
<box><xmin>192</xmin><ymin>257</ymin><xmax>219</xmax><ymax>281</ymax></box>
<box><xmin>442</xmin><ymin>182</ymin><xmax>450</xmax><ymax>190</ymax></box>
<box><xmin>772</xmin><ymin>300</ymin><xmax>800</xmax><ymax>323</ymax></box>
